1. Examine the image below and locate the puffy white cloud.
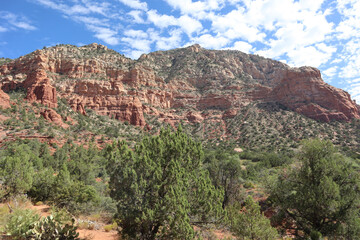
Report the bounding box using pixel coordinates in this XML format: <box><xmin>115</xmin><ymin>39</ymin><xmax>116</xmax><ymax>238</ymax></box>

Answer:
<box><xmin>118</xmin><ymin>0</ymin><xmax>148</xmax><ymax>11</ymax></box>
<box><xmin>285</xmin><ymin>43</ymin><xmax>336</xmax><ymax>67</ymax></box>
<box><xmin>147</xmin><ymin>10</ymin><xmax>177</xmax><ymax>28</ymax></box>
<box><xmin>153</xmin><ymin>28</ymin><xmax>183</xmax><ymax>50</ymax></box>
<box><xmin>191</xmin><ymin>34</ymin><xmax>230</xmax><ymax>49</ymax></box>
<box><xmin>146</xmin><ymin>10</ymin><xmax>202</xmax><ymax>37</ymax></box>
<box><xmin>224</xmin><ymin>41</ymin><xmax>254</xmax><ymax>53</ymax></box>
<box><xmin>87</xmin><ymin>25</ymin><xmax>119</xmax><ymax>45</ymax></box>
<box><xmin>177</xmin><ymin>15</ymin><xmax>202</xmax><ymax>36</ymax></box>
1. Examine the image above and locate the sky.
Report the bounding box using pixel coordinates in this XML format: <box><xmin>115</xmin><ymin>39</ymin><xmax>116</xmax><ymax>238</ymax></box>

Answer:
<box><xmin>1</xmin><ymin>0</ymin><xmax>360</xmax><ymax>102</ymax></box>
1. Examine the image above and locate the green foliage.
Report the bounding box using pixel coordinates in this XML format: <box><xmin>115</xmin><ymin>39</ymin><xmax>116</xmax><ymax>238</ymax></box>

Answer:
<box><xmin>28</xmin><ymin>168</ymin><xmax>56</xmax><ymax>202</ymax></box>
<box><xmin>0</xmin><ymin>155</ymin><xmax>34</xmax><ymax>198</ymax></box>
<box><xmin>204</xmin><ymin>149</ymin><xmax>243</xmax><ymax>208</ymax></box>
<box><xmin>52</xmin><ymin>163</ymin><xmax>99</xmax><ymax>210</ymax></box>
<box><xmin>5</xmin><ymin>208</ymin><xmax>40</xmax><ymax>239</ymax></box>
<box><xmin>31</xmin><ymin>215</ymin><xmax>80</xmax><ymax>240</ymax></box>
<box><xmin>5</xmin><ymin>208</ymin><xmax>79</xmax><ymax>240</ymax></box>
<box><xmin>227</xmin><ymin>196</ymin><xmax>278</xmax><ymax>240</ymax></box>
<box><xmin>270</xmin><ymin>139</ymin><xmax>360</xmax><ymax>238</ymax></box>
<box><xmin>108</xmin><ymin>126</ymin><xmax>223</xmax><ymax>240</ymax></box>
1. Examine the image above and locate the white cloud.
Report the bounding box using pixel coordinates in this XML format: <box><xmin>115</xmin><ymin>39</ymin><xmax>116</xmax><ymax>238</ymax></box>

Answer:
<box><xmin>323</xmin><ymin>66</ymin><xmax>338</xmax><ymax>77</ymax></box>
<box><xmin>124</xmin><ymin>29</ymin><xmax>148</xmax><ymax>39</ymax></box>
<box><xmin>87</xmin><ymin>25</ymin><xmax>119</xmax><ymax>45</ymax></box>
<box><xmin>0</xmin><ymin>26</ymin><xmax>8</xmax><ymax>32</ymax></box>
<box><xmin>211</xmin><ymin>8</ymin><xmax>266</xmax><ymax>43</ymax></box>
<box><xmin>128</xmin><ymin>10</ymin><xmax>145</xmax><ymax>23</ymax></box>
<box><xmin>122</xmin><ymin>37</ymin><xmax>152</xmax><ymax>52</ymax></box>
<box><xmin>192</xmin><ymin>34</ymin><xmax>230</xmax><ymax>49</ymax></box>
<box><xmin>347</xmin><ymin>82</ymin><xmax>360</xmax><ymax>102</ymax></box>
<box><xmin>285</xmin><ymin>44</ymin><xmax>336</xmax><ymax>67</ymax></box>
<box><xmin>147</xmin><ymin>10</ymin><xmax>202</xmax><ymax>37</ymax></box>
<box><xmin>118</xmin><ymin>0</ymin><xmax>148</xmax><ymax>11</ymax></box>
<box><xmin>124</xmin><ymin>49</ymin><xmax>145</xmax><ymax>59</ymax></box>
<box><xmin>35</xmin><ymin>0</ymin><xmax>110</xmax><ymax>16</ymax></box>
<box><xmin>147</xmin><ymin>10</ymin><xmax>177</xmax><ymax>28</ymax></box>
<box><xmin>0</xmin><ymin>11</ymin><xmax>37</xmax><ymax>30</ymax></box>
<box><xmin>163</xmin><ymin>0</ymin><xmax>208</xmax><ymax>16</ymax></box>
<box><xmin>153</xmin><ymin>28</ymin><xmax>183</xmax><ymax>50</ymax></box>
<box><xmin>230</xmin><ymin>41</ymin><xmax>254</xmax><ymax>53</ymax></box>
<box><xmin>72</xmin><ymin>16</ymin><xmax>109</xmax><ymax>27</ymax></box>
<box><xmin>338</xmin><ymin>39</ymin><xmax>360</xmax><ymax>79</ymax></box>
<box><xmin>336</xmin><ymin>0</ymin><xmax>360</xmax><ymax>40</ymax></box>
<box><xmin>177</xmin><ymin>15</ymin><xmax>202</xmax><ymax>36</ymax></box>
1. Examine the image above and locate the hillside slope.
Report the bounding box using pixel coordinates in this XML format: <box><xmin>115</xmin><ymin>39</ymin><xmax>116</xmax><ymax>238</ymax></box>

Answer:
<box><xmin>0</xmin><ymin>43</ymin><xmax>359</xmax><ymax>151</ymax></box>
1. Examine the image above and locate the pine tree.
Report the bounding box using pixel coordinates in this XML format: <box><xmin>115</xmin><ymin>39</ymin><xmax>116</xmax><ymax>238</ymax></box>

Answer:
<box><xmin>108</xmin><ymin>126</ymin><xmax>223</xmax><ymax>240</ymax></box>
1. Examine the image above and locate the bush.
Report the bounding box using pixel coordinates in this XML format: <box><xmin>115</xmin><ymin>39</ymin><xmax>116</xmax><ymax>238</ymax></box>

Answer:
<box><xmin>5</xmin><ymin>208</ymin><xmax>40</xmax><ymax>239</ymax></box>
<box><xmin>5</xmin><ymin>208</ymin><xmax>79</xmax><ymax>240</ymax></box>
<box><xmin>31</xmin><ymin>216</ymin><xmax>80</xmax><ymax>240</ymax></box>
<box><xmin>103</xmin><ymin>224</ymin><xmax>112</xmax><ymax>232</ymax></box>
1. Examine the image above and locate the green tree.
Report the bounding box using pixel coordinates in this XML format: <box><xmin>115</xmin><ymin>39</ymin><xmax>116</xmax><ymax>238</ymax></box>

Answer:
<box><xmin>227</xmin><ymin>196</ymin><xmax>278</xmax><ymax>240</ymax></box>
<box><xmin>204</xmin><ymin>149</ymin><xmax>243</xmax><ymax>208</ymax></box>
<box><xmin>270</xmin><ymin>139</ymin><xmax>360</xmax><ymax>238</ymax></box>
<box><xmin>0</xmin><ymin>155</ymin><xmax>34</xmax><ymax>198</ymax></box>
<box><xmin>28</xmin><ymin>168</ymin><xmax>56</xmax><ymax>202</ymax></box>
<box><xmin>108</xmin><ymin>127</ymin><xmax>223</xmax><ymax>240</ymax></box>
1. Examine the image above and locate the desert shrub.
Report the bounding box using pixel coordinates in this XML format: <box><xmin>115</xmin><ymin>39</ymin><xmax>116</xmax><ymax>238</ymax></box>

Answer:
<box><xmin>104</xmin><ymin>224</ymin><xmax>113</xmax><ymax>232</ymax></box>
<box><xmin>5</xmin><ymin>208</ymin><xmax>40</xmax><ymax>239</ymax></box>
<box><xmin>226</xmin><ymin>196</ymin><xmax>278</xmax><ymax>240</ymax></box>
<box><xmin>5</xmin><ymin>208</ymin><xmax>79</xmax><ymax>240</ymax></box>
<box><xmin>31</xmin><ymin>216</ymin><xmax>80</xmax><ymax>240</ymax></box>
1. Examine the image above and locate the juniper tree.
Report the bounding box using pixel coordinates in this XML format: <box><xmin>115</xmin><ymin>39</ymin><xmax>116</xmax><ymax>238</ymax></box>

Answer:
<box><xmin>270</xmin><ymin>139</ymin><xmax>360</xmax><ymax>238</ymax></box>
<box><xmin>107</xmin><ymin>126</ymin><xmax>223</xmax><ymax>240</ymax></box>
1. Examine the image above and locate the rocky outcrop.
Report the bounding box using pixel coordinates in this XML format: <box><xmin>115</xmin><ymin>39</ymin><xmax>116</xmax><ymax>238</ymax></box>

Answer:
<box><xmin>23</xmin><ymin>70</ymin><xmax>57</xmax><ymax>108</ymax></box>
<box><xmin>40</xmin><ymin>109</ymin><xmax>68</xmax><ymax>128</ymax></box>
<box><xmin>0</xmin><ymin>89</ymin><xmax>10</xmax><ymax>109</ymax></box>
<box><xmin>0</xmin><ymin>43</ymin><xmax>358</xmax><ymax>131</ymax></box>
<box><xmin>270</xmin><ymin>67</ymin><xmax>360</xmax><ymax>122</ymax></box>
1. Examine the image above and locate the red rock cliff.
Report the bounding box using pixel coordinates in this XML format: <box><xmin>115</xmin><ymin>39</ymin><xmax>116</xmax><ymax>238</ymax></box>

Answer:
<box><xmin>0</xmin><ymin>43</ymin><xmax>358</xmax><ymax>130</ymax></box>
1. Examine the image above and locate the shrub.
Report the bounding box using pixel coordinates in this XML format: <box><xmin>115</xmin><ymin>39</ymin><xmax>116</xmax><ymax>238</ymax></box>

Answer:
<box><xmin>5</xmin><ymin>208</ymin><xmax>40</xmax><ymax>239</ymax></box>
<box><xmin>5</xmin><ymin>209</ymin><xmax>79</xmax><ymax>240</ymax></box>
<box><xmin>104</xmin><ymin>224</ymin><xmax>112</xmax><ymax>232</ymax></box>
<box><xmin>31</xmin><ymin>216</ymin><xmax>80</xmax><ymax>240</ymax></box>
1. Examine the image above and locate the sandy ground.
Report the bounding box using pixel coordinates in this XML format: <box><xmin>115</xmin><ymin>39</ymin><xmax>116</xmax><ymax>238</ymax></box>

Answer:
<box><xmin>77</xmin><ymin>229</ymin><xmax>118</xmax><ymax>240</ymax></box>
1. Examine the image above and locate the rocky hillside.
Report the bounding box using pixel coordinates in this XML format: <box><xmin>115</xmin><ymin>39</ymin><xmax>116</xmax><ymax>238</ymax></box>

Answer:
<box><xmin>0</xmin><ymin>43</ymin><xmax>359</xmax><ymax>151</ymax></box>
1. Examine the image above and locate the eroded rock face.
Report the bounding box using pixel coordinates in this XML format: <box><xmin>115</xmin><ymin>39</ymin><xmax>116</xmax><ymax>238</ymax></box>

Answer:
<box><xmin>270</xmin><ymin>67</ymin><xmax>360</xmax><ymax>122</ymax></box>
<box><xmin>23</xmin><ymin>70</ymin><xmax>57</xmax><ymax>108</ymax></box>
<box><xmin>0</xmin><ymin>89</ymin><xmax>10</xmax><ymax>109</ymax></box>
<box><xmin>0</xmin><ymin>43</ymin><xmax>358</xmax><ymax>130</ymax></box>
<box><xmin>40</xmin><ymin>109</ymin><xmax>68</xmax><ymax>128</ymax></box>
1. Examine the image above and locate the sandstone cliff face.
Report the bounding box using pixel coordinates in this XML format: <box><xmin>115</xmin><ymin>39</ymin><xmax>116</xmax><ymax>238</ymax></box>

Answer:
<box><xmin>0</xmin><ymin>43</ymin><xmax>358</xmax><ymax>130</ymax></box>
<box><xmin>0</xmin><ymin>89</ymin><xmax>10</xmax><ymax>109</ymax></box>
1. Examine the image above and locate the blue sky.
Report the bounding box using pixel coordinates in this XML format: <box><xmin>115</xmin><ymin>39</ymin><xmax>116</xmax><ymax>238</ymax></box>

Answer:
<box><xmin>1</xmin><ymin>0</ymin><xmax>360</xmax><ymax>102</ymax></box>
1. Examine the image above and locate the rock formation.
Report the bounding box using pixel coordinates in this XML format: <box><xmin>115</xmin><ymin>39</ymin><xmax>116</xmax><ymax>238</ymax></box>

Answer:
<box><xmin>0</xmin><ymin>43</ymin><xmax>358</xmax><ymax>131</ymax></box>
<box><xmin>40</xmin><ymin>108</ymin><xmax>68</xmax><ymax>128</ymax></box>
<box><xmin>0</xmin><ymin>89</ymin><xmax>10</xmax><ymax>109</ymax></box>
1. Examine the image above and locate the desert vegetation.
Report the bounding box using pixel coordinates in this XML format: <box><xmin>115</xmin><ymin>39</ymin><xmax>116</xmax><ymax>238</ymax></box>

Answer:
<box><xmin>1</xmin><ymin>122</ymin><xmax>359</xmax><ymax>239</ymax></box>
